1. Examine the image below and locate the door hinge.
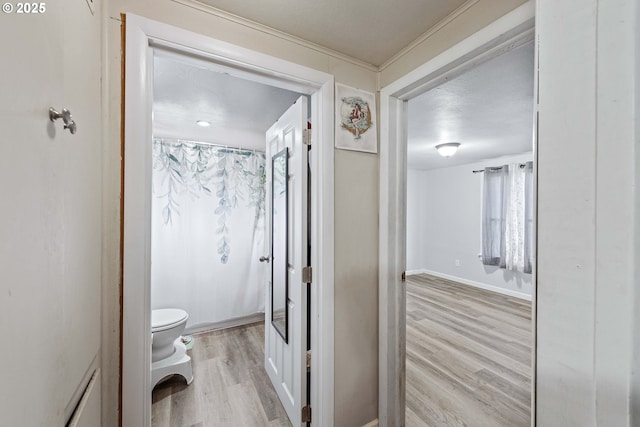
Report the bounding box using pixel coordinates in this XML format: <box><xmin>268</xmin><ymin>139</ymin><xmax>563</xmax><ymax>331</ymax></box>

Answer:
<box><xmin>302</xmin><ymin>405</ymin><xmax>312</xmax><ymax>423</ymax></box>
<box><xmin>302</xmin><ymin>266</ymin><xmax>312</xmax><ymax>283</ymax></box>
<box><xmin>401</xmin><ymin>271</ymin><xmax>406</xmax><ymax>282</ymax></box>
<box><xmin>303</xmin><ymin>128</ymin><xmax>311</xmax><ymax>147</ymax></box>
<box><xmin>306</xmin><ymin>350</ymin><xmax>311</xmax><ymax>372</ymax></box>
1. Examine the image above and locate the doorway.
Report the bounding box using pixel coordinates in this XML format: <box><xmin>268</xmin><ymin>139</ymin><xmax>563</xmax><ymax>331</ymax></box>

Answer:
<box><xmin>404</xmin><ymin>39</ymin><xmax>535</xmax><ymax>426</ymax></box>
<box><xmin>122</xmin><ymin>15</ymin><xmax>335</xmax><ymax>427</ymax></box>
<box><xmin>150</xmin><ymin>48</ymin><xmax>306</xmax><ymax>336</ymax></box>
<box><xmin>149</xmin><ymin>47</ymin><xmax>308</xmax><ymax>425</ymax></box>
<box><xmin>378</xmin><ymin>4</ymin><xmax>536</xmax><ymax>426</ymax></box>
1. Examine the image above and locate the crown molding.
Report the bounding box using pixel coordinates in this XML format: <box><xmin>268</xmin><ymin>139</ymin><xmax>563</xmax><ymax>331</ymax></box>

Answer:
<box><xmin>378</xmin><ymin>0</ymin><xmax>480</xmax><ymax>72</ymax></box>
<box><xmin>171</xmin><ymin>0</ymin><xmax>379</xmax><ymax>72</ymax></box>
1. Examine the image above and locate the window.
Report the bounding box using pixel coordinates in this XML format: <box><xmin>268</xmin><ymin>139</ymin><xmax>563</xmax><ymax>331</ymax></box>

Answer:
<box><xmin>481</xmin><ymin>162</ymin><xmax>533</xmax><ymax>273</ymax></box>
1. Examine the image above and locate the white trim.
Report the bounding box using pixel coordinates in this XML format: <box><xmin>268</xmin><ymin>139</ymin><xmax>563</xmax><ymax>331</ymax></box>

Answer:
<box><xmin>185</xmin><ymin>313</ymin><xmax>265</xmax><ymax>335</ymax></box>
<box><xmin>171</xmin><ymin>0</ymin><xmax>378</xmax><ymax>72</ymax></box>
<box><xmin>312</xmin><ymin>72</ymin><xmax>336</xmax><ymax>427</ymax></box>
<box><xmin>123</xmin><ymin>18</ymin><xmax>153</xmax><ymax>427</ymax></box>
<box><xmin>378</xmin><ymin>2</ymin><xmax>535</xmax><ymax>426</ymax></box>
<box><xmin>408</xmin><ymin>269</ymin><xmax>532</xmax><ymax>301</ymax></box>
<box><xmin>123</xmin><ymin>15</ymin><xmax>334</xmax><ymax>427</ymax></box>
<box><xmin>378</xmin><ymin>94</ymin><xmax>407</xmax><ymax>427</ymax></box>
<box><xmin>382</xmin><ymin>4</ymin><xmax>535</xmax><ymax>99</ymax></box>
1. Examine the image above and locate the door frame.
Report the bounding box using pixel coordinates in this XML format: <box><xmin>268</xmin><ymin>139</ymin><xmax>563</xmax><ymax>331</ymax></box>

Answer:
<box><xmin>377</xmin><ymin>2</ymin><xmax>536</xmax><ymax>425</ymax></box>
<box><xmin>123</xmin><ymin>15</ymin><xmax>335</xmax><ymax>427</ymax></box>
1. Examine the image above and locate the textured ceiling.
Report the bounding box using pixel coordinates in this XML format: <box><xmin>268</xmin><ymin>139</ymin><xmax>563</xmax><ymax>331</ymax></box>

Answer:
<box><xmin>153</xmin><ymin>52</ymin><xmax>303</xmax><ymax>150</ymax></box>
<box><xmin>193</xmin><ymin>0</ymin><xmax>469</xmax><ymax>66</ymax></box>
<box><xmin>407</xmin><ymin>41</ymin><xmax>535</xmax><ymax>170</ymax></box>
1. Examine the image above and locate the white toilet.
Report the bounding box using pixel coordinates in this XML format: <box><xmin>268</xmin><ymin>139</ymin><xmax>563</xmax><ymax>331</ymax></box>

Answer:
<box><xmin>151</xmin><ymin>308</ymin><xmax>193</xmax><ymax>390</ymax></box>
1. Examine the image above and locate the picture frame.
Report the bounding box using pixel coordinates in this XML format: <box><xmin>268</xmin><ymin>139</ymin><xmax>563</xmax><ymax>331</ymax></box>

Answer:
<box><xmin>335</xmin><ymin>83</ymin><xmax>378</xmax><ymax>153</ymax></box>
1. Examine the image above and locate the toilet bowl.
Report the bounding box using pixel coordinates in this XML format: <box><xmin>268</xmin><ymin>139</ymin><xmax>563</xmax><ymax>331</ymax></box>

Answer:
<box><xmin>151</xmin><ymin>308</ymin><xmax>193</xmax><ymax>389</ymax></box>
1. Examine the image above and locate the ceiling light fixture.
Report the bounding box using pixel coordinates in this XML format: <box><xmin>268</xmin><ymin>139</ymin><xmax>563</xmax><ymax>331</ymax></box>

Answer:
<box><xmin>196</xmin><ymin>120</ymin><xmax>211</xmax><ymax>127</ymax></box>
<box><xmin>435</xmin><ymin>142</ymin><xmax>460</xmax><ymax>157</ymax></box>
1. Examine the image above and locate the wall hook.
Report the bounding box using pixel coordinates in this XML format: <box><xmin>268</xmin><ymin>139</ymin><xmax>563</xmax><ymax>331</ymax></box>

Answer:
<box><xmin>49</xmin><ymin>107</ymin><xmax>77</xmax><ymax>134</ymax></box>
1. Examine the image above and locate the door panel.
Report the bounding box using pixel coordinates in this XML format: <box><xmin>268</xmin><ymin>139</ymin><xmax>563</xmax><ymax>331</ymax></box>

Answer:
<box><xmin>0</xmin><ymin>0</ymin><xmax>102</xmax><ymax>424</ymax></box>
<box><xmin>265</xmin><ymin>96</ymin><xmax>308</xmax><ymax>426</ymax></box>
<box><xmin>0</xmin><ymin>6</ymin><xmax>65</xmax><ymax>425</ymax></box>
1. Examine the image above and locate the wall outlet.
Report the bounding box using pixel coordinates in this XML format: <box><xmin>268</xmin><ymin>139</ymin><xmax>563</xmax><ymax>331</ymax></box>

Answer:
<box><xmin>455</xmin><ymin>259</ymin><xmax>461</xmax><ymax>267</ymax></box>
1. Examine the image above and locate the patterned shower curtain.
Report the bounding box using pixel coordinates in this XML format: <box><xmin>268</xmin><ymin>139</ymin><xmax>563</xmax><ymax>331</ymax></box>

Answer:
<box><xmin>150</xmin><ymin>138</ymin><xmax>266</xmax><ymax>329</ymax></box>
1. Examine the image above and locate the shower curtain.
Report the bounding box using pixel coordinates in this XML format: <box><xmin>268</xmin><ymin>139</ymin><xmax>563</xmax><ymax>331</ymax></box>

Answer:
<box><xmin>150</xmin><ymin>138</ymin><xmax>267</xmax><ymax>329</ymax></box>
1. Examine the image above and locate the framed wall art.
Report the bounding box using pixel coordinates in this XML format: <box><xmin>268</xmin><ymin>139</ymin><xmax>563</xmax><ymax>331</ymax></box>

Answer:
<box><xmin>335</xmin><ymin>83</ymin><xmax>377</xmax><ymax>153</ymax></box>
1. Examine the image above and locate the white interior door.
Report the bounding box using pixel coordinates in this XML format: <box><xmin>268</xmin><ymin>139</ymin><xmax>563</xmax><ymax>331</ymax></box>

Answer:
<box><xmin>0</xmin><ymin>0</ymin><xmax>102</xmax><ymax>425</ymax></box>
<box><xmin>264</xmin><ymin>96</ymin><xmax>309</xmax><ymax>426</ymax></box>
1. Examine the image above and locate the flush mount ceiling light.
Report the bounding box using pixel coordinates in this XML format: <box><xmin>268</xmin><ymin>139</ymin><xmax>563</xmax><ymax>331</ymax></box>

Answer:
<box><xmin>435</xmin><ymin>142</ymin><xmax>461</xmax><ymax>157</ymax></box>
<box><xmin>196</xmin><ymin>120</ymin><xmax>211</xmax><ymax>127</ymax></box>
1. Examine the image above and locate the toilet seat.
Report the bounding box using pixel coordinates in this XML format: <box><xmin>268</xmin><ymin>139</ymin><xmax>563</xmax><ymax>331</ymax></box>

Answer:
<box><xmin>152</xmin><ymin>308</ymin><xmax>188</xmax><ymax>332</ymax></box>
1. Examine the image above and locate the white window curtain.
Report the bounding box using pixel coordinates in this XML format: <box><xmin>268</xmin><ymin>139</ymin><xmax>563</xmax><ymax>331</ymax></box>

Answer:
<box><xmin>482</xmin><ymin>162</ymin><xmax>533</xmax><ymax>273</ymax></box>
<box><xmin>523</xmin><ymin>162</ymin><xmax>534</xmax><ymax>273</ymax></box>
<box><xmin>482</xmin><ymin>165</ymin><xmax>509</xmax><ymax>268</ymax></box>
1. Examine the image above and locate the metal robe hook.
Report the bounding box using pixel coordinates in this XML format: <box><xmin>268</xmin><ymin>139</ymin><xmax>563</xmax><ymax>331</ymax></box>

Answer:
<box><xmin>49</xmin><ymin>107</ymin><xmax>77</xmax><ymax>134</ymax></box>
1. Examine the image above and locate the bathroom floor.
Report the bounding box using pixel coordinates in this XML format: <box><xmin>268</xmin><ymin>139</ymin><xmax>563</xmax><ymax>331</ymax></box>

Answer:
<box><xmin>152</xmin><ymin>322</ymin><xmax>292</xmax><ymax>427</ymax></box>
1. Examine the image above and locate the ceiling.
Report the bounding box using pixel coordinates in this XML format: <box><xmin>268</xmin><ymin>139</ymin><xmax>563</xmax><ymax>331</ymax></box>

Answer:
<box><xmin>407</xmin><ymin>41</ymin><xmax>535</xmax><ymax>170</ymax></box>
<box><xmin>153</xmin><ymin>20</ymin><xmax>534</xmax><ymax>166</ymax></box>
<box><xmin>153</xmin><ymin>51</ymin><xmax>303</xmax><ymax>150</ymax></box>
<box><xmin>194</xmin><ymin>0</ymin><xmax>469</xmax><ymax>67</ymax></box>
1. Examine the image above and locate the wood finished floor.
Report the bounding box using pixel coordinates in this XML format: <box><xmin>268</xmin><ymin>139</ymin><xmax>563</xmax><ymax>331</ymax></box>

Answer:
<box><xmin>152</xmin><ymin>322</ymin><xmax>292</xmax><ymax>427</ymax></box>
<box><xmin>406</xmin><ymin>274</ymin><xmax>532</xmax><ymax>427</ymax></box>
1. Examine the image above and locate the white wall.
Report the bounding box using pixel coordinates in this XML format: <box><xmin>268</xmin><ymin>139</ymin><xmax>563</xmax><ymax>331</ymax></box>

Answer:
<box><xmin>536</xmin><ymin>0</ymin><xmax>639</xmax><ymax>425</ymax></box>
<box><xmin>407</xmin><ymin>153</ymin><xmax>533</xmax><ymax>298</ymax></box>
<box><xmin>406</xmin><ymin>168</ymin><xmax>425</xmax><ymax>272</ymax></box>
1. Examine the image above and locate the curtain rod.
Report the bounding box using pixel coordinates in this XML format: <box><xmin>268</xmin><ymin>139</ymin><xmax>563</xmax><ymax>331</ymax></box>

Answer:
<box><xmin>472</xmin><ymin>163</ymin><xmax>529</xmax><ymax>173</ymax></box>
<box><xmin>154</xmin><ymin>138</ymin><xmax>265</xmax><ymax>154</ymax></box>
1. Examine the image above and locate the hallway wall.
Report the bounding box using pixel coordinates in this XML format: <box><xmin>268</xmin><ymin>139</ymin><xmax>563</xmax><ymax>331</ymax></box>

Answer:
<box><xmin>104</xmin><ymin>2</ymin><xmax>378</xmax><ymax>426</ymax></box>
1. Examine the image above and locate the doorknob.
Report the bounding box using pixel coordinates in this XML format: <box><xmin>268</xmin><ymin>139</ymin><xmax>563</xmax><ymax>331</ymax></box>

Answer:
<box><xmin>49</xmin><ymin>107</ymin><xmax>77</xmax><ymax>134</ymax></box>
<box><xmin>259</xmin><ymin>256</ymin><xmax>270</xmax><ymax>263</ymax></box>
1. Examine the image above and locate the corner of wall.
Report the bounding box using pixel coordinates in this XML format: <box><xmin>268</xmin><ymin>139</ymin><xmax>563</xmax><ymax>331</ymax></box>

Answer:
<box><xmin>378</xmin><ymin>0</ymin><xmax>529</xmax><ymax>88</ymax></box>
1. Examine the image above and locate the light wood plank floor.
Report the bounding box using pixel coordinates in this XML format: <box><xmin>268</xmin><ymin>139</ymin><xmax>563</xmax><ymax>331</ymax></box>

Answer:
<box><xmin>152</xmin><ymin>322</ymin><xmax>292</xmax><ymax>427</ymax></box>
<box><xmin>406</xmin><ymin>274</ymin><xmax>532</xmax><ymax>427</ymax></box>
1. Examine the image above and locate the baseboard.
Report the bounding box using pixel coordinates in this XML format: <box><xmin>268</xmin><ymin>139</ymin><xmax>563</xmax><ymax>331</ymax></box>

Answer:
<box><xmin>362</xmin><ymin>419</ymin><xmax>379</xmax><ymax>427</ymax></box>
<box><xmin>412</xmin><ymin>269</ymin><xmax>532</xmax><ymax>301</ymax></box>
<box><xmin>185</xmin><ymin>312</ymin><xmax>265</xmax><ymax>335</ymax></box>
